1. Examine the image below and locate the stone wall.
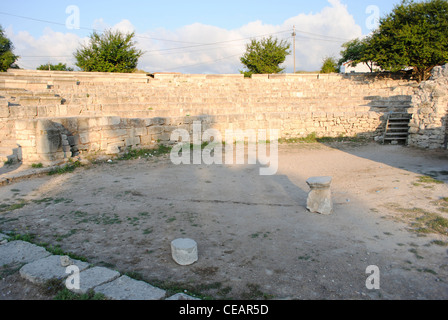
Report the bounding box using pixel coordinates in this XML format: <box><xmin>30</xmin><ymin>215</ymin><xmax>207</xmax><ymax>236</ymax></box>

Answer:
<box><xmin>0</xmin><ymin>70</ymin><xmax>420</xmax><ymax>164</ymax></box>
<box><xmin>13</xmin><ymin>116</ymin><xmax>214</xmax><ymax>165</ymax></box>
<box><xmin>408</xmin><ymin>64</ymin><xmax>448</xmax><ymax>149</ymax></box>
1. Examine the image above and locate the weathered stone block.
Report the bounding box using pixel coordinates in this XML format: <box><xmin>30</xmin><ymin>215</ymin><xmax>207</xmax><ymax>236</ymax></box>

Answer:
<box><xmin>171</xmin><ymin>238</ymin><xmax>198</xmax><ymax>266</ymax></box>
<box><xmin>306</xmin><ymin>176</ymin><xmax>333</xmax><ymax>215</ymax></box>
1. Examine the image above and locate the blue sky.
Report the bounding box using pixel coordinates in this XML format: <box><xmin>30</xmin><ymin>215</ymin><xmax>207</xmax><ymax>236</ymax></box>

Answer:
<box><xmin>0</xmin><ymin>0</ymin><xmax>407</xmax><ymax>73</ymax></box>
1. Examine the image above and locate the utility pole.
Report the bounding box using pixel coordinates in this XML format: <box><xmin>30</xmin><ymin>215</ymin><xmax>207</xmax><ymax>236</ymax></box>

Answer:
<box><xmin>292</xmin><ymin>26</ymin><xmax>296</xmax><ymax>74</ymax></box>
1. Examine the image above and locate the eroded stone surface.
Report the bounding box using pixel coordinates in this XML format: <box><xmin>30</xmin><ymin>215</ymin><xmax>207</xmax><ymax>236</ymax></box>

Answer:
<box><xmin>306</xmin><ymin>176</ymin><xmax>333</xmax><ymax>215</ymax></box>
<box><xmin>171</xmin><ymin>238</ymin><xmax>198</xmax><ymax>266</ymax></box>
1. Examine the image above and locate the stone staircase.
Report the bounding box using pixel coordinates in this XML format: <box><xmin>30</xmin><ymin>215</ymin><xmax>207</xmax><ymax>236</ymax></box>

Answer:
<box><xmin>383</xmin><ymin>112</ymin><xmax>413</xmax><ymax>144</ymax></box>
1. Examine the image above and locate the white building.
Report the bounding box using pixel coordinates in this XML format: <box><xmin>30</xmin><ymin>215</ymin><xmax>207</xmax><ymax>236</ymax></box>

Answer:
<box><xmin>340</xmin><ymin>61</ymin><xmax>380</xmax><ymax>73</ymax></box>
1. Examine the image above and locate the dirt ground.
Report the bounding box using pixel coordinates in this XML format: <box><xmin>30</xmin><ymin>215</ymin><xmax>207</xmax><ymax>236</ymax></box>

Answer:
<box><xmin>1</xmin><ymin>141</ymin><xmax>447</xmax><ymax>300</ymax></box>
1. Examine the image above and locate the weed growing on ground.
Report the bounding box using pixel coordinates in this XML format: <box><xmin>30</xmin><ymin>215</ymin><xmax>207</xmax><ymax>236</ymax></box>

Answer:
<box><xmin>48</xmin><ymin>160</ymin><xmax>83</xmax><ymax>176</ymax></box>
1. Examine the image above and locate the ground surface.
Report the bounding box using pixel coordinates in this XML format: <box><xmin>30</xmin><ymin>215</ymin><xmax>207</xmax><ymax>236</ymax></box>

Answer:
<box><xmin>1</xmin><ymin>142</ymin><xmax>448</xmax><ymax>300</ymax></box>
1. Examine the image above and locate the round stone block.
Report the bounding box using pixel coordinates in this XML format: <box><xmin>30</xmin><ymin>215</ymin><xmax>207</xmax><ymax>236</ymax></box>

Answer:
<box><xmin>306</xmin><ymin>176</ymin><xmax>332</xmax><ymax>189</ymax></box>
<box><xmin>171</xmin><ymin>238</ymin><xmax>198</xmax><ymax>266</ymax></box>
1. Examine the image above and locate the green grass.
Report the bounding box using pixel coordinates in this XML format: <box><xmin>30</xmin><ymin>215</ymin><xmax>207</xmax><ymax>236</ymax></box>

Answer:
<box><xmin>48</xmin><ymin>160</ymin><xmax>83</xmax><ymax>176</ymax></box>
<box><xmin>31</xmin><ymin>163</ymin><xmax>43</xmax><ymax>168</ymax></box>
<box><xmin>386</xmin><ymin>203</ymin><xmax>448</xmax><ymax>236</ymax></box>
<box><xmin>416</xmin><ymin>176</ymin><xmax>444</xmax><ymax>185</ymax></box>
<box><xmin>54</xmin><ymin>288</ymin><xmax>107</xmax><ymax>300</ymax></box>
<box><xmin>119</xmin><ymin>145</ymin><xmax>172</xmax><ymax>161</ymax></box>
<box><xmin>0</xmin><ymin>200</ymin><xmax>28</xmax><ymax>213</ymax></box>
<box><xmin>278</xmin><ymin>132</ymin><xmax>369</xmax><ymax>144</ymax></box>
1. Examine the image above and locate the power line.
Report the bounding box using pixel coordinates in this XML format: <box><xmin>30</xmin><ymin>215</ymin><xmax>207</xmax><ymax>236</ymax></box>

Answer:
<box><xmin>1</xmin><ymin>10</ymin><xmax>350</xmax><ymax>49</ymax></box>
<box><xmin>0</xmin><ymin>11</ymin><xmax>204</xmax><ymax>45</ymax></box>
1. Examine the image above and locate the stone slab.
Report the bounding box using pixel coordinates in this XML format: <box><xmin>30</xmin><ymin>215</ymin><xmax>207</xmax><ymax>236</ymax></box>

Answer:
<box><xmin>0</xmin><ymin>241</ymin><xmax>51</xmax><ymax>266</ymax></box>
<box><xmin>166</xmin><ymin>293</ymin><xmax>201</xmax><ymax>300</ymax></box>
<box><xmin>94</xmin><ymin>275</ymin><xmax>166</xmax><ymax>300</ymax></box>
<box><xmin>0</xmin><ymin>233</ymin><xmax>9</xmax><ymax>244</ymax></box>
<box><xmin>71</xmin><ymin>266</ymin><xmax>120</xmax><ymax>294</ymax></box>
<box><xmin>306</xmin><ymin>176</ymin><xmax>332</xmax><ymax>188</ymax></box>
<box><xmin>19</xmin><ymin>255</ymin><xmax>90</xmax><ymax>284</ymax></box>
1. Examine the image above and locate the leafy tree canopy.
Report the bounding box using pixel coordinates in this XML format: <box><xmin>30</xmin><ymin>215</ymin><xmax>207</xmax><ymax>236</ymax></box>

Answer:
<box><xmin>74</xmin><ymin>29</ymin><xmax>144</xmax><ymax>73</ymax></box>
<box><xmin>37</xmin><ymin>63</ymin><xmax>74</xmax><ymax>71</ymax></box>
<box><xmin>0</xmin><ymin>25</ymin><xmax>19</xmax><ymax>72</ymax></box>
<box><xmin>338</xmin><ymin>38</ymin><xmax>376</xmax><ymax>72</ymax></box>
<box><xmin>368</xmin><ymin>0</ymin><xmax>448</xmax><ymax>82</ymax></box>
<box><xmin>240</xmin><ymin>36</ymin><xmax>291</xmax><ymax>77</ymax></box>
<box><xmin>320</xmin><ymin>56</ymin><xmax>339</xmax><ymax>73</ymax></box>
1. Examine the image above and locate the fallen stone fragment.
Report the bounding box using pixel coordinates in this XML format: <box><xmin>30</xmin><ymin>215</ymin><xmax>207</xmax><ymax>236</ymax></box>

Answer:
<box><xmin>306</xmin><ymin>176</ymin><xmax>333</xmax><ymax>215</ymax></box>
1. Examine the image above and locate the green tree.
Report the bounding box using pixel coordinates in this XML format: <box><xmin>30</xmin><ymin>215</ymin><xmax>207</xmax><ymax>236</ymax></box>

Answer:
<box><xmin>0</xmin><ymin>25</ymin><xmax>19</xmax><ymax>72</ymax></box>
<box><xmin>368</xmin><ymin>0</ymin><xmax>448</xmax><ymax>82</ymax></box>
<box><xmin>338</xmin><ymin>38</ymin><xmax>375</xmax><ymax>72</ymax></box>
<box><xmin>320</xmin><ymin>56</ymin><xmax>339</xmax><ymax>73</ymax></box>
<box><xmin>240</xmin><ymin>36</ymin><xmax>291</xmax><ymax>77</ymax></box>
<box><xmin>74</xmin><ymin>29</ymin><xmax>144</xmax><ymax>73</ymax></box>
<box><xmin>37</xmin><ymin>63</ymin><xmax>74</xmax><ymax>71</ymax></box>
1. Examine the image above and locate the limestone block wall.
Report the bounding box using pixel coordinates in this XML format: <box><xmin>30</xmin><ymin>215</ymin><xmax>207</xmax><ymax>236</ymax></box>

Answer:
<box><xmin>408</xmin><ymin>64</ymin><xmax>448</xmax><ymax>149</ymax></box>
<box><xmin>14</xmin><ymin>115</ymin><xmax>215</xmax><ymax>165</ymax></box>
<box><xmin>0</xmin><ymin>69</ymin><xmax>422</xmax><ymax>164</ymax></box>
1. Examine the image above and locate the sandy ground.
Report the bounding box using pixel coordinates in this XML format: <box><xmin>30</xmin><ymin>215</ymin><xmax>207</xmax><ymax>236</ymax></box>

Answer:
<box><xmin>0</xmin><ymin>141</ymin><xmax>447</xmax><ymax>300</ymax></box>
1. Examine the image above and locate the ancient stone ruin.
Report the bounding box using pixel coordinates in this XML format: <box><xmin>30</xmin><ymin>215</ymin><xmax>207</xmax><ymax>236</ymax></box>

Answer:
<box><xmin>0</xmin><ymin>66</ymin><xmax>447</xmax><ymax>165</ymax></box>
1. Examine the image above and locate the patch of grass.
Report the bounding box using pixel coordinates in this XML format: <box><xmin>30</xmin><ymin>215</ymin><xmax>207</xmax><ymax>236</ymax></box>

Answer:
<box><xmin>120</xmin><ymin>145</ymin><xmax>172</xmax><ymax>161</ymax></box>
<box><xmin>54</xmin><ymin>229</ymin><xmax>77</xmax><ymax>242</ymax></box>
<box><xmin>429</xmin><ymin>240</ymin><xmax>448</xmax><ymax>247</ymax></box>
<box><xmin>432</xmin><ymin>197</ymin><xmax>448</xmax><ymax>213</ymax></box>
<box><xmin>409</xmin><ymin>248</ymin><xmax>424</xmax><ymax>259</ymax></box>
<box><xmin>241</xmin><ymin>283</ymin><xmax>274</xmax><ymax>300</ymax></box>
<box><xmin>416</xmin><ymin>176</ymin><xmax>444</xmax><ymax>185</ymax></box>
<box><xmin>32</xmin><ymin>197</ymin><xmax>54</xmax><ymax>205</ymax></box>
<box><xmin>417</xmin><ymin>268</ymin><xmax>437</xmax><ymax>275</ymax></box>
<box><xmin>0</xmin><ymin>263</ymin><xmax>24</xmax><ymax>279</ymax></box>
<box><xmin>48</xmin><ymin>161</ymin><xmax>83</xmax><ymax>176</ymax></box>
<box><xmin>250</xmin><ymin>233</ymin><xmax>260</xmax><ymax>238</ymax></box>
<box><xmin>0</xmin><ymin>200</ymin><xmax>28</xmax><ymax>213</ymax></box>
<box><xmin>165</xmin><ymin>217</ymin><xmax>176</xmax><ymax>223</ymax></box>
<box><xmin>31</xmin><ymin>163</ymin><xmax>43</xmax><ymax>168</ymax></box>
<box><xmin>279</xmin><ymin>133</ymin><xmax>318</xmax><ymax>144</ymax></box>
<box><xmin>39</xmin><ymin>243</ymin><xmax>88</xmax><ymax>262</ymax></box>
<box><xmin>385</xmin><ymin>203</ymin><xmax>448</xmax><ymax>236</ymax></box>
<box><xmin>40</xmin><ymin>278</ymin><xmax>65</xmax><ymax>296</ymax></box>
<box><xmin>54</xmin><ymin>288</ymin><xmax>107</xmax><ymax>300</ymax></box>
<box><xmin>278</xmin><ymin>133</ymin><xmax>370</xmax><ymax>144</ymax></box>
<box><xmin>53</xmin><ymin>198</ymin><xmax>73</xmax><ymax>204</ymax></box>
<box><xmin>3</xmin><ymin>159</ymin><xmax>14</xmax><ymax>166</ymax></box>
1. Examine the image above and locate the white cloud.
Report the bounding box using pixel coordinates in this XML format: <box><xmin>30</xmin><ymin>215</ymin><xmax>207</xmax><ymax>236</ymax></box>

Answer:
<box><xmin>7</xmin><ymin>26</ymin><xmax>85</xmax><ymax>70</ymax></box>
<box><xmin>7</xmin><ymin>0</ymin><xmax>362</xmax><ymax>73</ymax></box>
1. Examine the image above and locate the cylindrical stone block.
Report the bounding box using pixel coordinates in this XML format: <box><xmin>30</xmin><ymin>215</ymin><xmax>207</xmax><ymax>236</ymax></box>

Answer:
<box><xmin>171</xmin><ymin>238</ymin><xmax>198</xmax><ymax>266</ymax></box>
<box><xmin>306</xmin><ymin>176</ymin><xmax>333</xmax><ymax>215</ymax></box>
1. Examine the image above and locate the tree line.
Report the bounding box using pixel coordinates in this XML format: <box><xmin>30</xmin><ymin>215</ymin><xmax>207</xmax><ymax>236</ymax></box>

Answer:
<box><xmin>1</xmin><ymin>0</ymin><xmax>447</xmax><ymax>82</ymax></box>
